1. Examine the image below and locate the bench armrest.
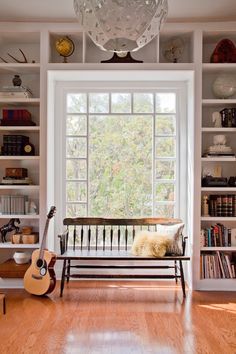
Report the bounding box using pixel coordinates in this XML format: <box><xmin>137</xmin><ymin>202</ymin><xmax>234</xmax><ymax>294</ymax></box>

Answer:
<box><xmin>182</xmin><ymin>235</ymin><xmax>188</xmax><ymax>256</ymax></box>
<box><xmin>58</xmin><ymin>230</ymin><xmax>69</xmax><ymax>255</ymax></box>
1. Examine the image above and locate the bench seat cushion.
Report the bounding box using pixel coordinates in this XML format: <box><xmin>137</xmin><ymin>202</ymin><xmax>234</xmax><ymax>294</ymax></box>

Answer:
<box><xmin>57</xmin><ymin>249</ymin><xmax>190</xmax><ymax>261</ymax></box>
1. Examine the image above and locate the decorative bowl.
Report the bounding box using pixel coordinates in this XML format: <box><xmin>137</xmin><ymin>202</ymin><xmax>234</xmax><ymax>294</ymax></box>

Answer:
<box><xmin>13</xmin><ymin>251</ymin><xmax>31</xmax><ymax>264</ymax></box>
<box><xmin>212</xmin><ymin>74</ymin><xmax>236</xmax><ymax>99</ymax></box>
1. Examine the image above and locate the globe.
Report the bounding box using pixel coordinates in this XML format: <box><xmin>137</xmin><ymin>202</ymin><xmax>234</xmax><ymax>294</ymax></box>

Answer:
<box><xmin>55</xmin><ymin>36</ymin><xmax>75</xmax><ymax>63</ymax></box>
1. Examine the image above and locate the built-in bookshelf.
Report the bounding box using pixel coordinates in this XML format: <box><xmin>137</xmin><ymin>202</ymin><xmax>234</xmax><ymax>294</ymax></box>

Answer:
<box><xmin>0</xmin><ymin>21</ymin><xmax>235</xmax><ymax>289</ymax></box>
<box><xmin>200</xmin><ymin>30</ymin><xmax>236</xmax><ymax>289</ymax></box>
<box><xmin>0</xmin><ymin>29</ymin><xmax>41</xmax><ymax>280</ymax></box>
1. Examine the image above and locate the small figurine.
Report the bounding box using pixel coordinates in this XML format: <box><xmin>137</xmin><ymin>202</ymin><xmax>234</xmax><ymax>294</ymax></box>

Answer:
<box><xmin>212</xmin><ymin>111</ymin><xmax>222</xmax><ymax>127</ymax></box>
<box><xmin>202</xmin><ymin>195</ymin><xmax>209</xmax><ymax>217</ymax></box>
<box><xmin>0</xmin><ymin>218</ymin><xmax>20</xmax><ymax>243</ymax></box>
<box><xmin>29</xmin><ymin>201</ymin><xmax>37</xmax><ymax>215</ymax></box>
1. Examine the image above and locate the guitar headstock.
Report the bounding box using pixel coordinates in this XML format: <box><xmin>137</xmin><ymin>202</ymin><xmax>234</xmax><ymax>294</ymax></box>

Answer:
<box><xmin>47</xmin><ymin>206</ymin><xmax>56</xmax><ymax>219</ymax></box>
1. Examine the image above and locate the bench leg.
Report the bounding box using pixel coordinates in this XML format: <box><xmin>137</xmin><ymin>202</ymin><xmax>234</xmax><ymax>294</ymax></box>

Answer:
<box><xmin>66</xmin><ymin>259</ymin><xmax>71</xmax><ymax>283</ymax></box>
<box><xmin>179</xmin><ymin>260</ymin><xmax>186</xmax><ymax>298</ymax></box>
<box><xmin>174</xmin><ymin>260</ymin><xmax>178</xmax><ymax>283</ymax></box>
<box><xmin>3</xmin><ymin>295</ymin><xmax>6</xmax><ymax>314</ymax></box>
<box><xmin>60</xmin><ymin>259</ymin><xmax>67</xmax><ymax>297</ymax></box>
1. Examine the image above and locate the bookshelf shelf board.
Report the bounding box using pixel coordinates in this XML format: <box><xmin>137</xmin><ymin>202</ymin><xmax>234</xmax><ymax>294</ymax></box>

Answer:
<box><xmin>202</xmin><ymin>63</ymin><xmax>236</xmax><ymax>72</ymax></box>
<box><xmin>0</xmin><ymin>243</ymin><xmax>40</xmax><ymax>249</ymax></box>
<box><xmin>201</xmin><ymin>217</ymin><xmax>236</xmax><ymax>221</ymax></box>
<box><xmin>201</xmin><ymin>157</ymin><xmax>236</xmax><ymax>162</ymax></box>
<box><xmin>46</xmin><ymin>62</ymin><xmax>195</xmax><ymax>71</ymax></box>
<box><xmin>0</xmin><ymin>156</ymin><xmax>40</xmax><ymax>160</ymax></box>
<box><xmin>201</xmin><ymin>247</ymin><xmax>236</xmax><ymax>251</ymax></box>
<box><xmin>198</xmin><ymin>279</ymin><xmax>236</xmax><ymax>291</ymax></box>
<box><xmin>0</xmin><ymin>98</ymin><xmax>40</xmax><ymax>106</ymax></box>
<box><xmin>201</xmin><ymin>187</ymin><xmax>236</xmax><ymax>192</ymax></box>
<box><xmin>0</xmin><ymin>214</ymin><xmax>39</xmax><ymax>219</ymax></box>
<box><xmin>202</xmin><ymin>99</ymin><xmax>236</xmax><ymax>106</ymax></box>
<box><xmin>0</xmin><ymin>63</ymin><xmax>40</xmax><ymax>74</ymax></box>
<box><xmin>202</xmin><ymin>128</ymin><xmax>236</xmax><ymax>133</ymax></box>
<box><xmin>0</xmin><ymin>126</ymin><xmax>40</xmax><ymax>132</ymax></box>
<box><xmin>0</xmin><ymin>185</ymin><xmax>39</xmax><ymax>190</ymax></box>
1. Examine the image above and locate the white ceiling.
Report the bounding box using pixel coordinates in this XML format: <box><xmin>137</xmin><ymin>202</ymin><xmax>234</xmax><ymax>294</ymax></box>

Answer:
<box><xmin>0</xmin><ymin>0</ymin><xmax>236</xmax><ymax>22</ymax></box>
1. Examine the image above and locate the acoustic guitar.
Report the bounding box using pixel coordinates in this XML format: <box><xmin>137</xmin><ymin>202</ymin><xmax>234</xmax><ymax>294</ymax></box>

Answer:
<box><xmin>24</xmin><ymin>206</ymin><xmax>57</xmax><ymax>296</ymax></box>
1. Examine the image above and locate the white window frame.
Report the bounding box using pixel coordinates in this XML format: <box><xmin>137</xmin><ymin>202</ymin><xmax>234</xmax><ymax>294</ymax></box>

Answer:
<box><xmin>48</xmin><ymin>70</ymin><xmax>190</xmax><ymax>252</ymax></box>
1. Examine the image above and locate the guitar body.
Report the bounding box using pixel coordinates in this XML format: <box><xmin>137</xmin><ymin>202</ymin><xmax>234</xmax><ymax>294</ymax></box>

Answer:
<box><xmin>23</xmin><ymin>206</ymin><xmax>57</xmax><ymax>296</ymax></box>
<box><xmin>24</xmin><ymin>249</ymin><xmax>57</xmax><ymax>296</ymax></box>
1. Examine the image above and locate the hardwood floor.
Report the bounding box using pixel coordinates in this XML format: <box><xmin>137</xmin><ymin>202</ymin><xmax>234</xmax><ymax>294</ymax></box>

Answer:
<box><xmin>0</xmin><ymin>281</ymin><xmax>235</xmax><ymax>354</ymax></box>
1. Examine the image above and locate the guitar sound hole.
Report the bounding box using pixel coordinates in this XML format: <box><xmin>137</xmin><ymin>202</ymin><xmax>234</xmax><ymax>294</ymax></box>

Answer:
<box><xmin>36</xmin><ymin>259</ymin><xmax>44</xmax><ymax>268</ymax></box>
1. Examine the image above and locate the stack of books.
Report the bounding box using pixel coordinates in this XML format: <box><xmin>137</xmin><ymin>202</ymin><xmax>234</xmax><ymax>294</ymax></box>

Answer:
<box><xmin>0</xmin><ymin>109</ymin><xmax>36</xmax><ymax>126</ymax></box>
<box><xmin>0</xmin><ymin>167</ymin><xmax>32</xmax><ymax>185</ymax></box>
<box><xmin>0</xmin><ymin>86</ymin><xmax>33</xmax><ymax>99</ymax></box>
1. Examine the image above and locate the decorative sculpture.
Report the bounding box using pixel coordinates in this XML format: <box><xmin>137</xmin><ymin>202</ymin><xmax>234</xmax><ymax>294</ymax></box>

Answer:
<box><xmin>212</xmin><ymin>111</ymin><xmax>222</xmax><ymax>127</ymax></box>
<box><xmin>0</xmin><ymin>218</ymin><xmax>20</xmax><ymax>243</ymax></box>
<box><xmin>0</xmin><ymin>48</ymin><xmax>35</xmax><ymax>63</ymax></box>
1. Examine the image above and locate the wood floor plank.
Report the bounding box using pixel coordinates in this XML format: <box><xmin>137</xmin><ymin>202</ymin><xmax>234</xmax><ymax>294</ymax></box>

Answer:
<box><xmin>0</xmin><ymin>281</ymin><xmax>235</xmax><ymax>354</ymax></box>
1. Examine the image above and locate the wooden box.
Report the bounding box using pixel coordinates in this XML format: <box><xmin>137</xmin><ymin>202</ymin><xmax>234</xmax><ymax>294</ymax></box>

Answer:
<box><xmin>5</xmin><ymin>168</ymin><xmax>28</xmax><ymax>178</ymax></box>
<box><xmin>22</xmin><ymin>233</ymin><xmax>39</xmax><ymax>244</ymax></box>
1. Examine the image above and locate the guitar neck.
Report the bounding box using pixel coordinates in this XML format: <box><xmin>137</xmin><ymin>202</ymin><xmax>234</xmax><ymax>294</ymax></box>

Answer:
<box><xmin>39</xmin><ymin>218</ymin><xmax>50</xmax><ymax>260</ymax></box>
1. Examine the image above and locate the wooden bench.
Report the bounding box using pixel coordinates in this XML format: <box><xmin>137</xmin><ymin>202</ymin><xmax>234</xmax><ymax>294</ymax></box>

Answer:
<box><xmin>58</xmin><ymin>217</ymin><xmax>190</xmax><ymax>298</ymax></box>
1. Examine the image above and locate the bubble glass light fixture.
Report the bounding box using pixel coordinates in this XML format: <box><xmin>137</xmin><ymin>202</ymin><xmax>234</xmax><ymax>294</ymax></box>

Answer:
<box><xmin>74</xmin><ymin>0</ymin><xmax>168</xmax><ymax>53</ymax></box>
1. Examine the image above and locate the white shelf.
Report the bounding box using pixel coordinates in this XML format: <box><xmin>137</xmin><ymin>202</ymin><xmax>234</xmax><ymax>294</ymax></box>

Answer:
<box><xmin>0</xmin><ymin>243</ymin><xmax>39</xmax><ymax>249</ymax></box>
<box><xmin>202</xmin><ymin>63</ymin><xmax>236</xmax><ymax>72</ymax></box>
<box><xmin>201</xmin><ymin>247</ymin><xmax>236</xmax><ymax>251</ymax></box>
<box><xmin>202</xmin><ymin>99</ymin><xmax>236</xmax><ymax>106</ymax></box>
<box><xmin>198</xmin><ymin>279</ymin><xmax>236</xmax><ymax>291</ymax></box>
<box><xmin>0</xmin><ymin>126</ymin><xmax>40</xmax><ymax>132</ymax></box>
<box><xmin>201</xmin><ymin>217</ymin><xmax>236</xmax><ymax>221</ymax></box>
<box><xmin>202</xmin><ymin>128</ymin><xmax>236</xmax><ymax>133</ymax></box>
<box><xmin>0</xmin><ymin>63</ymin><xmax>40</xmax><ymax>74</ymax></box>
<box><xmin>0</xmin><ymin>185</ymin><xmax>39</xmax><ymax>190</ymax></box>
<box><xmin>201</xmin><ymin>157</ymin><xmax>236</xmax><ymax>162</ymax></box>
<box><xmin>0</xmin><ymin>98</ymin><xmax>40</xmax><ymax>105</ymax></box>
<box><xmin>0</xmin><ymin>214</ymin><xmax>39</xmax><ymax>219</ymax></box>
<box><xmin>0</xmin><ymin>156</ymin><xmax>40</xmax><ymax>160</ymax></box>
<box><xmin>201</xmin><ymin>187</ymin><xmax>236</xmax><ymax>192</ymax></box>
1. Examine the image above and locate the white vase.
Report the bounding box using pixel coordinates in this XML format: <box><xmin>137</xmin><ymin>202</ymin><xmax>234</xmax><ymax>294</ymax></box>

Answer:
<box><xmin>212</xmin><ymin>74</ymin><xmax>236</xmax><ymax>99</ymax></box>
<box><xmin>13</xmin><ymin>251</ymin><xmax>31</xmax><ymax>264</ymax></box>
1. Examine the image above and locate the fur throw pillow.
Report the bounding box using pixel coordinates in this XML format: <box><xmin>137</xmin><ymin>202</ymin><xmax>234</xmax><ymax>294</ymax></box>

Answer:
<box><xmin>131</xmin><ymin>231</ymin><xmax>172</xmax><ymax>257</ymax></box>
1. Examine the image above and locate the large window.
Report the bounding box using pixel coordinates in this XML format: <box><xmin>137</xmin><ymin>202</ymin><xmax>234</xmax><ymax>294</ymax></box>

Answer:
<box><xmin>64</xmin><ymin>89</ymin><xmax>184</xmax><ymax>219</ymax></box>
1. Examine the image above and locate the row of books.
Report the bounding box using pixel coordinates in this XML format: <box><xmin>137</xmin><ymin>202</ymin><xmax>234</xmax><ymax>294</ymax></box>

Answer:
<box><xmin>206</xmin><ymin>194</ymin><xmax>236</xmax><ymax>217</ymax></box>
<box><xmin>0</xmin><ymin>195</ymin><xmax>28</xmax><ymax>215</ymax></box>
<box><xmin>200</xmin><ymin>224</ymin><xmax>233</xmax><ymax>247</ymax></box>
<box><xmin>0</xmin><ymin>109</ymin><xmax>36</xmax><ymax>126</ymax></box>
<box><xmin>1</xmin><ymin>134</ymin><xmax>29</xmax><ymax>155</ymax></box>
<box><xmin>201</xmin><ymin>251</ymin><xmax>236</xmax><ymax>279</ymax></box>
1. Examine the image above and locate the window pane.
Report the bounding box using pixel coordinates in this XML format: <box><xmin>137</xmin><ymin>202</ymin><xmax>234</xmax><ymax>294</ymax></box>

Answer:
<box><xmin>66</xmin><ymin>137</ymin><xmax>87</xmax><ymax>158</ymax></box>
<box><xmin>66</xmin><ymin>203</ymin><xmax>86</xmax><ymax>217</ymax></box>
<box><xmin>155</xmin><ymin>137</ymin><xmax>176</xmax><ymax>157</ymax></box>
<box><xmin>89</xmin><ymin>115</ymin><xmax>152</xmax><ymax>217</ymax></box>
<box><xmin>156</xmin><ymin>183</ymin><xmax>175</xmax><ymax>201</ymax></box>
<box><xmin>111</xmin><ymin>93</ymin><xmax>131</xmax><ymax>113</ymax></box>
<box><xmin>67</xmin><ymin>115</ymin><xmax>87</xmax><ymax>135</ymax></box>
<box><xmin>89</xmin><ymin>93</ymin><xmax>109</xmax><ymax>113</ymax></box>
<box><xmin>67</xmin><ymin>94</ymin><xmax>87</xmax><ymax>113</ymax></box>
<box><xmin>156</xmin><ymin>93</ymin><xmax>176</xmax><ymax>113</ymax></box>
<box><xmin>66</xmin><ymin>159</ymin><xmax>87</xmax><ymax>180</ymax></box>
<box><xmin>155</xmin><ymin>204</ymin><xmax>174</xmax><ymax>218</ymax></box>
<box><xmin>133</xmin><ymin>93</ymin><xmax>154</xmax><ymax>113</ymax></box>
<box><xmin>66</xmin><ymin>182</ymin><xmax>87</xmax><ymax>202</ymax></box>
<box><xmin>156</xmin><ymin>115</ymin><xmax>176</xmax><ymax>135</ymax></box>
<box><xmin>156</xmin><ymin>160</ymin><xmax>176</xmax><ymax>180</ymax></box>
